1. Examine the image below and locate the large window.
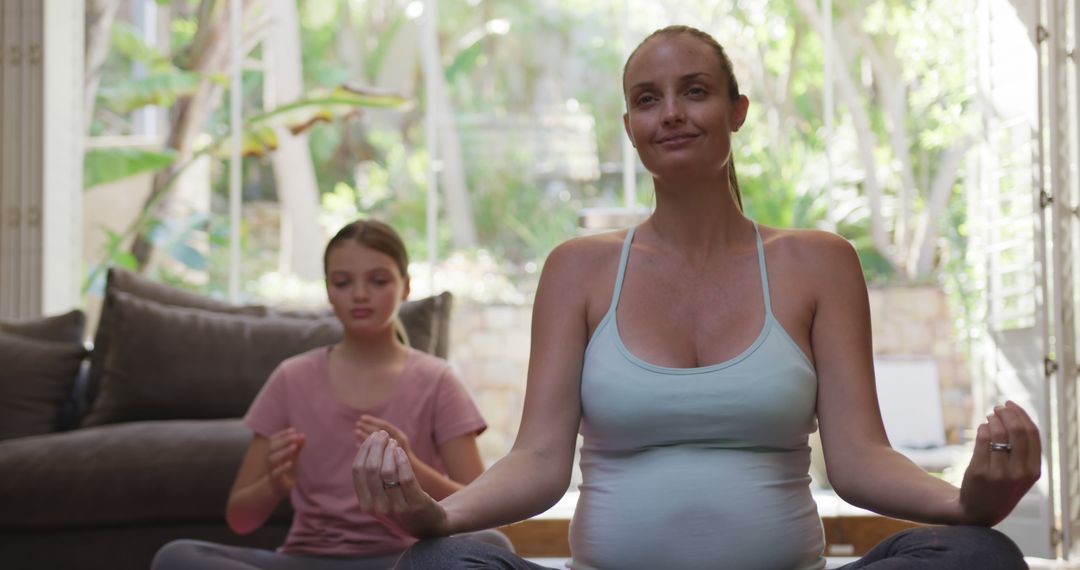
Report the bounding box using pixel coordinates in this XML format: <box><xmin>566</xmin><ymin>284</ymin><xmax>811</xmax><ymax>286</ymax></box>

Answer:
<box><xmin>84</xmin><ymin>0</ymin><xmax>989</xmax><ymax>492</ymax></box>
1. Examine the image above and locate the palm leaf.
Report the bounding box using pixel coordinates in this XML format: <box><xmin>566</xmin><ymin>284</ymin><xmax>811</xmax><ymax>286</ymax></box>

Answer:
<box><xmin>84</xmin><ymin>147</ymin><xmax>178</xmax><ymax>188</ymax></box>
<box><xmin>98</xmin><ymin>70</ymin><xmax>203</xmax><ymax>114</ymax></box>
<box><xmin>205</xmin><ymin>84</ymin><xmax>409</xmax><ymax>159</ymax></box>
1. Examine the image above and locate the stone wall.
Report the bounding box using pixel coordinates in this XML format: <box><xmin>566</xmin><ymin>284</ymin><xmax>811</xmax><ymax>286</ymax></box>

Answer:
<box><xmin>867</xmin><ymin>284</ymin><xmax>972</xmax><ymax>444</ymax></box>
<box><xmin>448</xmin><ymin>301</ymin><xmax>534</xmax><ymax>463</ymax></box>
<box><xmin>451</xmin><ymin>283</ymin><xmax>972</xmax><ymax>467</ymax></box>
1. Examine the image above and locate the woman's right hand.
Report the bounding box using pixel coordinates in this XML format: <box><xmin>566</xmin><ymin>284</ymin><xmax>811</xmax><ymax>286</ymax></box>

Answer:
<box><xmin>267</xmin><ymin>427</ymin><xmax>305</xmax><ymax>495</ymax></box>
<box><xmin>352</xmin><ymin>430</ymin><xmax>451</xmax><ymax>538</ymax></box>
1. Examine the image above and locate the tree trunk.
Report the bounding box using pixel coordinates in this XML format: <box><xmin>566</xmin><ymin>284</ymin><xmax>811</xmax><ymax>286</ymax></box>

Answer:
<box><xmin>84</xmin><ymin>0</ymin><xmax>123</xmax><ymax>133</ymax></box>
<box><xmin>375</xmin><ymin>14</ymin><xmax>477</xmax><ymax>249</ymax></box>
<box><xmin>129</xmin><ymin>0</ymin><xmax>256</xmax><ymax>270</ymax></box>
<box><xmin>265</xmin><ymin>0</ymin><xmax>323</xmax><ymax>279</ymax></box>
<box><xmin>435</xmin><ymin>75</ymin><xmax>478</xmax><ymax>249</ymax></box>
<box><xmin>795</xmin><ymin>0</ymin><xmax>893</xmax><ymax>265</ymax></box>
<box><xmin>911</xmin><ymin>140</ymin><xmax>969</xmax><ymax>277</ymax></box>
<box><xmin>840</xmin><ymin>14</ymin><xmax>919</xmax><ymax>259</ymax></box>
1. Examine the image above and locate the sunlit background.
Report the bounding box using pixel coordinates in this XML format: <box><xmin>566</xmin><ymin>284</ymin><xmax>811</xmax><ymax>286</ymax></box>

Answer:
<box><xmin>3</xmin><ymin>0</ymin><xmax>1076</xmax><ymax>559</ymax></box>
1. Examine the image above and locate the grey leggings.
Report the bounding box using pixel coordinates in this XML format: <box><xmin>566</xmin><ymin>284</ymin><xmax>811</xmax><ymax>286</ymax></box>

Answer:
<box><xmin>152</xmin><ymin>529</ymin><xmax>514</xmax><ymax>570</ymax></box>
<box><xmin>395</xmin><ymin>526</ymin><xmax>1027</xmax><ymax>569</ymax></box>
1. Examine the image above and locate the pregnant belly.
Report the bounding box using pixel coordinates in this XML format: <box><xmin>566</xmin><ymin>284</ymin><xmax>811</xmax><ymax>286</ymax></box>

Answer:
<box><xmin>569</xmin><ymin>447</ymin><xmax>825</xmax><ymax>570</ymax></box>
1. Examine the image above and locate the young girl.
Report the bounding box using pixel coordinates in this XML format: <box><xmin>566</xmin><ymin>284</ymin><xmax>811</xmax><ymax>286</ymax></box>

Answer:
<box><xmin>152</xmin><ymin>219</ymin><xmax>509</xmax><ymax>569</ymax></box>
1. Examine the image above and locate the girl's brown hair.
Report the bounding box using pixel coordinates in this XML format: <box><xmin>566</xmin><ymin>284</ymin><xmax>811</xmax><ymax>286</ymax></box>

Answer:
<box><xmin>324</xmin><ymin>219</ymin><xmax>409</xmax><ymax>278</ymax></box>
<box><xmin>324</xmin><ymin>219</ymin><xmax>410</xmax><ymax>344</ymax></box>
<box><xmin>622</xmin><ymin>25</ymin><xmax>744</xmax><ymax>210</ymax></box>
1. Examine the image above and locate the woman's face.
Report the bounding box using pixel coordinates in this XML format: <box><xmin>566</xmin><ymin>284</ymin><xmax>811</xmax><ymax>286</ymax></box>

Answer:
<box><xmin>622</xmin><ymin>34</ymin><xmax>748</xmax><ymax>181</ymax></box>
<box><xmin>325</xmin><ymin>241</ymin><xmax>409</xmax><ymax>338</ymax></box>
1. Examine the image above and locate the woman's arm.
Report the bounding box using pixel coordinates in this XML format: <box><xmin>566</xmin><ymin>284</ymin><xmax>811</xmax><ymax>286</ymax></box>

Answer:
<box><xmin>355</xmin><ymin>416</ymin><xmax>482</xmax><ymax>500</ymax></box>
<box><xmin>353</xmin><ymin>238</ymin><xmax>595</xmax><ymax>536</ymax></box>
<box><xmin>810</xmin><ymin>232</ymin><xmax>1039</xmax><ymax>526</ymax></box>
<box><xmin>226</xmin><ymin>428</ymin><xmax>304</xmax><ymax>534</ymax></box>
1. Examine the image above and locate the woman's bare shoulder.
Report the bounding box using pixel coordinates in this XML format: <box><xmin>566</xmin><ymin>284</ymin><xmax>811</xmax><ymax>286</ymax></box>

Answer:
<box><xmin>542</xmin><ymin>230</ymin><xmax>627</xmax><ymax>278</ymax></box>
<box><xmin>760</xmin><ymin>225</ymin><xmax>860</xmax><ymax>268</ymax></box>
<box><xmin>534</xmin><ymin>231</ymin><xmax>628</xmax><ymax>318</ymax></box>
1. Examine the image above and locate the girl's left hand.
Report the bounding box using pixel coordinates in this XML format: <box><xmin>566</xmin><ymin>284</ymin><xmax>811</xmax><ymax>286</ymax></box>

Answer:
<box><xmin>356</xmin><ymin>415</ymin><xmax>412</xmax><ymax>458</ymax></box>
<box><xmin>957</xmin><ymin>400</ymin><xmax>1041</xmax><ymax>526</ymax></box>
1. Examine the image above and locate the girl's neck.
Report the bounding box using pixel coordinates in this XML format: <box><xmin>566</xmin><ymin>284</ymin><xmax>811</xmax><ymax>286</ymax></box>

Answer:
<box><xmin>333</xmin><ymin>329</ymin><xmax>409</xmax><ymax>368</ymax></box>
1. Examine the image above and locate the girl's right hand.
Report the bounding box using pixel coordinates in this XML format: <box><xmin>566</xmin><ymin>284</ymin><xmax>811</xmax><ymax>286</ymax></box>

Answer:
<box><xmin>267</xmin><ymin>427</ymin><xmax>305</xmax><ymax>495</ymax></box>
<box><xmin>352</xmin><ymin>430</ymin><xmax>451</xmax><ymax>538</ymax></box>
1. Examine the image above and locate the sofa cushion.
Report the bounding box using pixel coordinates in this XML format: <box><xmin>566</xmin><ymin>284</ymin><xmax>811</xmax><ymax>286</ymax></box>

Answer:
<box><xmin>0</xmin><ymin>332</ymin><xmax>87</xmax><ymax>440</ymax></box>
<box><xmin>0</xmin><ymin>309</ymin><xmax>86</xmax><ymax>344</ymax></box>
<box><xmin>81</xmin><ymin>292</ymin><xmax>344</xmax><ymax>426</ymax></box>
<box><xmin>408</xmin><ymin>291</ymin><xmax>452</xmax><ymax>358</ymax></box>
<box><xmin>0</xmin><ymin>419</ymin><xmax>292</xmax><ymax>528</ymax></box>
<box><xmin>82</xmin><ymin>267</ymin><xmax>454</xmax><ymax>426</ymax></box>
<box><xmin>85</xmin><ymin>268</ymin><xmax>269</xmax><ymax>408</ymax></box>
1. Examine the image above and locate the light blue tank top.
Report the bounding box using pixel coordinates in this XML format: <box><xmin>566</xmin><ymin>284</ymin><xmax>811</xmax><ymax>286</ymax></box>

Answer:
<box><xmin>570</xmin><ymin>223</ymin><xmax>825</xmax><ymax>570</ymax></box>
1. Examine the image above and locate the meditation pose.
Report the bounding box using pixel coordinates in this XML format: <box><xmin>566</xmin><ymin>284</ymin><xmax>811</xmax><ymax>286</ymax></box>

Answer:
<box><xmin>152</xmin><ymin>219</ymin><xmax>507</xmax><ymax>570</ymax></box>
<box><xmin>352</xmin><ymin>26</ymin><xmax>1040</xmax><ymax>569</ymax></box>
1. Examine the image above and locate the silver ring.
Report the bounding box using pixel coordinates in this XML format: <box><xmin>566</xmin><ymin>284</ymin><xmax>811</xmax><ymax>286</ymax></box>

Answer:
<box><xmin>382</xmin><ymin>480</ymin><xmax>401</xmax><ymax>489</ymax></box>
<box><xmin>989</xmin><ymin>441</ymin><xmax>1012</xmax><ymax>452</ymax></box>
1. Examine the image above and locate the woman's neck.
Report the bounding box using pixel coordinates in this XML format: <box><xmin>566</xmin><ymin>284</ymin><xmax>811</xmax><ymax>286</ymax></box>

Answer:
<box><xmin>645</xmin><ymin>175</ymin><xmax>753</xmax><ymax>265</ymax></box>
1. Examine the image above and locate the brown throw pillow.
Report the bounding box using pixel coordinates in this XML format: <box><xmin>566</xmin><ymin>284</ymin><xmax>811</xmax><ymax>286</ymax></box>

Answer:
<box><xmin>81</xmin><ymin>292</ymin><xmax>341</xmax><ymax>426</ymax></box>
<box><xmin>80</xmin><ymin>288</ymin><xmax>454</xmax><ymax>426</ymax></box>
<box><xmin>81</xmin><ymin>265</ymin><xmax>454</xmax><ymax>426</ymax></box>
<box><xmin>0</xmin><ymin>309</ymin><xmax>86</xmax><ymax>344</ymax></box>
<box><xmin>85</xmin><ymin>268</ymin><xmax>268</xmax><ymax>408</ymax></box>
<box><xmin>402</xmin><ymin>292</ymin><xmax>452</xmax><ymax>358</ymax></box>
<box><xmin>0</xmin><ymin>332</ymin><xmax>87</xmax><ymax>439</ymax></box>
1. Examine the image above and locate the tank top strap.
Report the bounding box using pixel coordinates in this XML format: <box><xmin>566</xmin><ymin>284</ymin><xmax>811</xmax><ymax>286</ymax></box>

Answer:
<box><xmin>606</xmin><ymin>227</ymin><xmax>636</xmax><ymax>316</ymax></box>
<box><xmin>752</xmin><ymin>221</ymin><xmax>774</xmax><ymax>318</ymax></box>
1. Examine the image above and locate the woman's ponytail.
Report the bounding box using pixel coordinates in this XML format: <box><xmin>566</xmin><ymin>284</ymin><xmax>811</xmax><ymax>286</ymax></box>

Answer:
<box><xmin>728</xmin><ymin>157</ymin><xmax>743</xmax><ymax>211</ymax></box>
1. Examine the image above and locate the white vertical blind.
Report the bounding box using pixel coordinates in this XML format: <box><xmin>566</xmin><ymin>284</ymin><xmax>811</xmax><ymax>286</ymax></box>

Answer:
<box><xmin>970</xmin><ymin>0</ymin><xmax>1055</xmax><ymax>556</ymax></box>
<box><xmin>25</xmin><ymin>0</ymin><xmax>41</xmax><ymax>314</ymax></box>
<box><xmin>1046</xmin><ymin>0</ymin><xmax>1080</xmax><ymax>555</ymax></box>
<box><xmin>1</xmin><ymin>0</ymin><xmax>22</xmax><ymax>317</ymax></box>
<box><xmin>0</xmin><ymin>0</ymin><xmax>81</xmax><ymax>319</ymax></box>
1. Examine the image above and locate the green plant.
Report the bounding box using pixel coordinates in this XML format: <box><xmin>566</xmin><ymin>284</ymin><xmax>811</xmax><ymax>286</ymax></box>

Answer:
<box><xmin>82</xmin><ymin>85</ymin><xmax>408</xmax><ymax>294</ymax></box>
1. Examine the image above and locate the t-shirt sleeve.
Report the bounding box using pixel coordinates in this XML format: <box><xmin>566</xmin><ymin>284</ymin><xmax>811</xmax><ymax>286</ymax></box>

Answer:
<box><xmin>431</xmin><ymin>365</ymin><xmax>487</xmax><ymax>447</ymax></box>
<box><xmin>243</xmin><ymin>363</ymin><xmax>290</xmax><ymax>438</ymax></box>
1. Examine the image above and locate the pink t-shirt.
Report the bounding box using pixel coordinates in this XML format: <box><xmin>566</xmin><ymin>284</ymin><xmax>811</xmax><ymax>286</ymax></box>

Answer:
<box><xmin>243</xmin><ymin>346</ymin><xmax>487</xmax><ymax>557</ymax></box>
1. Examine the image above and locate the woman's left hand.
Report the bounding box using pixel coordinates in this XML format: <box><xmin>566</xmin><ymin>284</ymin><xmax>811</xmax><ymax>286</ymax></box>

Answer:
<box><xmin>356</xmin><ymin>415</ymin><xmax>412</xmax><ymax>458</ymax></box>
<box><xmin>957</xmin><ymin>400</ymin><xmax>1041</xmax><ymax>526</ymax></box>
<box><xmin>352</xmin><ymin>429</ymin><xmax>450</xmax><ymax>537</ymax></box>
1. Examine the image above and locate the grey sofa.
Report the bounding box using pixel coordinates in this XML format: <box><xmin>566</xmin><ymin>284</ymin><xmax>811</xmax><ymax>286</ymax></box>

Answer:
<box><xmin>0</xmin><ymin>268</ymin><xmax>452</xmax><ymax>570</ymax></box>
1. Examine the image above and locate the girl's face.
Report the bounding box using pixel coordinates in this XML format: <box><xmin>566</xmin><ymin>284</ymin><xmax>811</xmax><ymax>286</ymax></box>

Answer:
<box><xmin>325</xmin><ymin>241</ymin><xmax>409</xmax><ymax>338</ymax></box>
<box><xmin>622</xmin><ymin>33</ymin><xmax>748</xmax><ymax>181</ymax></box>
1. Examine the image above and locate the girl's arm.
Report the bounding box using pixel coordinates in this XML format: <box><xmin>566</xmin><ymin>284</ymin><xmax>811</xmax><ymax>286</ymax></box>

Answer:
<box><xmin>353</xmin><ymin>238</ymin><xmax>596</xmax><ymax>536</ymax></box>
<box><xmin>809</xmin><ymin>232</ymin><xmax>1040</xmax><ymax>526</ymax></box>
<box><xmin>423</xmin><ymin>433</ymin><xmax>485</xmax><ymax>499</ymax></box>
<box><xmin>226</xmin><ymin>428</ymin><xmax>305</xmax><ymax>534</ymax></box>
